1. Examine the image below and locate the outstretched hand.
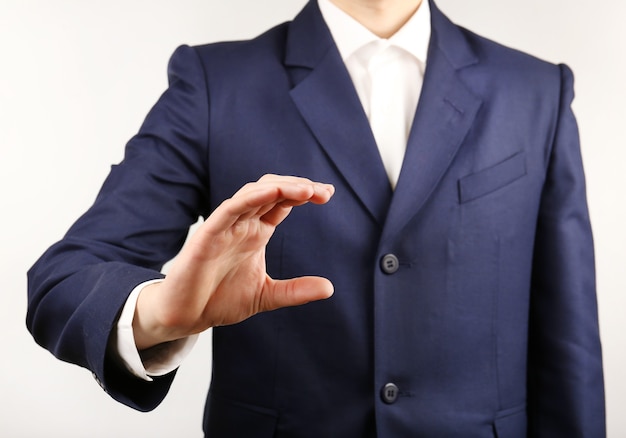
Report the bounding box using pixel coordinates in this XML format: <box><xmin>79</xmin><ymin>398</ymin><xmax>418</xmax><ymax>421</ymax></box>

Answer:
<box><xmin>133</xmin><ymin>174</ymin><xmax>335</xmax><ymax>350</ymax></box>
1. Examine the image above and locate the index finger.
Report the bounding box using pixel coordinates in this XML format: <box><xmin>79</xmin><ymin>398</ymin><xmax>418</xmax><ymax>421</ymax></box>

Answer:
<box><xmin>205</xmin><ymin>177</ymin><xmax>334</xmax><ymax>233</ymax></box>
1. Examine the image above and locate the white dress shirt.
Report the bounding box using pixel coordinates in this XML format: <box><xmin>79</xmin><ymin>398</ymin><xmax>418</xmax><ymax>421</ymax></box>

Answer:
<box><xmin>318</xmin><ymin>0</ymin><xmax>430</xmax><ymax>187</ymax></box>
<box><xmin>114</xmin><ymin>0</ymin><xmax>432</xmax><ymax>380</ymax></box>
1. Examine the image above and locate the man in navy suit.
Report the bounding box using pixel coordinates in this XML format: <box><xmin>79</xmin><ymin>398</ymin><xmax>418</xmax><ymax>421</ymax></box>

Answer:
<box><xmin>27</xmin><ymin>0</ymin><xmax>605</xmax><ymax>436</ymax></box>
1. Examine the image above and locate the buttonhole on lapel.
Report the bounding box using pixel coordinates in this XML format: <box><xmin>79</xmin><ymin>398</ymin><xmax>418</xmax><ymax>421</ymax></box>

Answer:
<box><xmin>443</xmin><ymin>98</ymin><xmax>465</xmax><ymax>115</ymax></box>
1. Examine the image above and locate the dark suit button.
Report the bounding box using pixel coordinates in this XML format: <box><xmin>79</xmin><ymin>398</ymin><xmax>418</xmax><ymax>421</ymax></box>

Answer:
<box><xmin>381</xmin><ymin>383</ymin><xmax>399</xmax><ymax>404</ymax></box>
<box><xmin>381</xmin><ymin>254</ymin><xmax>399</xmax><ymax>274</ymax></box>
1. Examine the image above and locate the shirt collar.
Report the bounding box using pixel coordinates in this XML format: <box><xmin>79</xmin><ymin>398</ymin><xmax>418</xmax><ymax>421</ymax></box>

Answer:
<box><xmin>317</xmin><ymin>0</ymin><xmax>431</xmax><ymax>64</ymax></box>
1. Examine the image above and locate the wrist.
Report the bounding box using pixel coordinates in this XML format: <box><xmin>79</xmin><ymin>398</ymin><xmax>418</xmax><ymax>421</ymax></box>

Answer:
<box><xmin>133</xmin><ymin>282</ymin><xmax>180</xmax><ymax>350</ymax></box>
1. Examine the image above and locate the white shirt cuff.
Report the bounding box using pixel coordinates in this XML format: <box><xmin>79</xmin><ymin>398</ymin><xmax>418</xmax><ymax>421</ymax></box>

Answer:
<box><xmin>113</xmin><ymin>279</ymin><xmax>199</xmax><ymax>381</ymax></box>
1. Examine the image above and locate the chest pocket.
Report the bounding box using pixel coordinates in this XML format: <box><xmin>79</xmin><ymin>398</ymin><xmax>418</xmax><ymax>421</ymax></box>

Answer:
<box><xmin>458</xmin><ymin>152</ymin><xmax>527</xmax><ymax>203</ymax></box>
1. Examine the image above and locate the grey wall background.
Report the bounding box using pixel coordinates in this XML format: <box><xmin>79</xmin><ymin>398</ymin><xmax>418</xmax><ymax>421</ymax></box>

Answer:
<box><xmin>1</xmin><ymin>1</ymin><xmax>624</xmax><ymax>436</ymax></box>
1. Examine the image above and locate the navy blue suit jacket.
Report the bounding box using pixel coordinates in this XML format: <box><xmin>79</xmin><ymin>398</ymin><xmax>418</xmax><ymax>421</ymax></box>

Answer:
<box><xmin>27</xmin><ymin>1</ymin><xmax>605</xmax><ymax>436</ymax></box>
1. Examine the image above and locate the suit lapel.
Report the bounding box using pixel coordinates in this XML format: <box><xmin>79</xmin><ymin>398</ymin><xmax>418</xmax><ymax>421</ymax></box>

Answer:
<box><xmin>284</xmin><ymin>0</ymin><xmax>483</xmax><ymax>230</ymax></box>
<box><xmin>286</xmin><ymin>1</ymin><xmax>392</xmax><ymax>226</ymax></box>
<box><xmin>383</xmin><ymin>0</ymin><xmax>483</xmax><ymax>235</ymax></box>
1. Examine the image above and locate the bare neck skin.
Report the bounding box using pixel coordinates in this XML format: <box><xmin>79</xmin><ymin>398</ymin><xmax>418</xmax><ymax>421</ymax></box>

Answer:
<box><xmin>329</xmin><ymin>0</ymin><xmax>423</xmax><ymax>38</ymax></box>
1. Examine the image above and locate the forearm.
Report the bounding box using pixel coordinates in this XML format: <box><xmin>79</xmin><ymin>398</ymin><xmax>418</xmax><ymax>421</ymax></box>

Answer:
<box><xmin>26</xmin><ymin>253</ymin><xmax>174</xmax><ymax>410</ymax></box>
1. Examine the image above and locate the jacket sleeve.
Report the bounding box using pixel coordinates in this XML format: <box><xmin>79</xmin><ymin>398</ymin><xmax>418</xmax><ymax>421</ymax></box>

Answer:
<box><xmin>26</xmin><ymin>44</ymin><xmax>211</xmax><ymax>412</ymax></box>
<box><xmin>528</xmin><ymin>64</ymin><xmax>605</xmax><ymax>436</ymax></box>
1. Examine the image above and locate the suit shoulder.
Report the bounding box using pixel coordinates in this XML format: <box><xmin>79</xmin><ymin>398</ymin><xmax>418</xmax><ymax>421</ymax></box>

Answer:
<box><xmin>452</xmin><ymin>25</ymin><xmax>571</xmax><ymax>104</ymax></box>
<box><xmin>459</xmin><ymin>26</ymin><xmax>563</xmax><ymax>80</ymax></box>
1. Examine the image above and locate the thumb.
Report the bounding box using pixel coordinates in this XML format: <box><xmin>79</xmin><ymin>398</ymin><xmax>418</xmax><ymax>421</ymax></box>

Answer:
<box><xmin>260</xmin><ymin>276</ymin><xmax>334</xmax><ymax>312</ymax></box>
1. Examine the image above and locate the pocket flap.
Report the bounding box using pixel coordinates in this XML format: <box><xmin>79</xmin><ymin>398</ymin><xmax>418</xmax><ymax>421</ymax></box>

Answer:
<box><xmin>493</xmin><ymin>405</ymin><xmax>527</xmax><ymax>438</ymax></box>
<box><xmin>204</xmin><ymin>392</ymin><xmax>278</xmax><ymax>436</ymax></box>
<box><xmin>458</xmin><ymin>152</ymin><xmax>526</xmax><ymax>203</ymax></box>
